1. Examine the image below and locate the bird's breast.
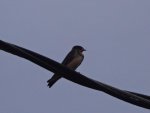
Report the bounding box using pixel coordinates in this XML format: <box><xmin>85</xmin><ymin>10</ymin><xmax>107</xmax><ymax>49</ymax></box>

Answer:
<box><xmin>66</xmin><ymin>55</ymin><xmax>83</xmax><ymax>70</ymax></box>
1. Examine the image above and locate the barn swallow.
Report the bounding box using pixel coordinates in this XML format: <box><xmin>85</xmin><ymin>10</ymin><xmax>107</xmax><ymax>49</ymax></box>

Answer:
<box><xmin>47</xmin><ymin>45</ymin><xmax>86</xmax><ymax>88</ymax></box>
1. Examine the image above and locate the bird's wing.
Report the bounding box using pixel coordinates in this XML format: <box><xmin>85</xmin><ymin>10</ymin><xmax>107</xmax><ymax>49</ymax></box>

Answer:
<box><xmin>61</xmin><ymin>50</ymin><xmax>75</xmax><ymax>65</ymax></box>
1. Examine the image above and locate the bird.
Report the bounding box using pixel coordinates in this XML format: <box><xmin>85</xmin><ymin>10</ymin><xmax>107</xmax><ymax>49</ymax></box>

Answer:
<box><xmin>47</xmin><ymin>45</ymin><xmax>86</xmax><ymax>88</ymax></box>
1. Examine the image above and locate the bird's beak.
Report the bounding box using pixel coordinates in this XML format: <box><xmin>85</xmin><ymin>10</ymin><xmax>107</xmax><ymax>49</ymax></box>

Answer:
<box><xmin>82</xmin><ymin>48</ymin><xmax>86</xmax><ymax>51</ymax></box>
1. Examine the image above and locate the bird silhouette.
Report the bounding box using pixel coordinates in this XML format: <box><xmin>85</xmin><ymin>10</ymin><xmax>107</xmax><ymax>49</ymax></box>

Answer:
<box><xmin>47</xmin><ymin>46</ymin><xmax>86</xmax><ymax>88</ymax></box>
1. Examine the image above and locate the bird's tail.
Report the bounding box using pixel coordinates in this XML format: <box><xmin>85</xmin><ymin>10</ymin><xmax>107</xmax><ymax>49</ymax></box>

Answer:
<box><xmin>47</xmin><ymin>74</ymin><xmax>61</xmax><ymax>88</ymax></box>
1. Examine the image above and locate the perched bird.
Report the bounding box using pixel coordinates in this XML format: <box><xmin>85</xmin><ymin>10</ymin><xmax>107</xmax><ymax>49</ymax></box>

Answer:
<box><xmin>47</xmin><ymin>45</ymin><xmax>86</xmax><ymax>88</ymax></box>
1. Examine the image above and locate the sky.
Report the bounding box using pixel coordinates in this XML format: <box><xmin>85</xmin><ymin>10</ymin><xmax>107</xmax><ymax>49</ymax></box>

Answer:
<box><xmin>0</xmin><ymin>0</ymin><xmax>150</xmax><ymax>113</ymax></box>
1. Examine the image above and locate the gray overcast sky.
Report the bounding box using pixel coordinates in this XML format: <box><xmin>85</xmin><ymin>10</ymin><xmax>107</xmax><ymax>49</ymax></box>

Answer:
<box><xmin>0</xmin><ymin>0</ymin><xmax>150</xmax><ymax>113</ymax></box>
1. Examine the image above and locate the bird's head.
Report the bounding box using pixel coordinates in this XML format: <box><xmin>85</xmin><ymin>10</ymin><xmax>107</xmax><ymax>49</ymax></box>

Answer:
<box><xmin>72</xmin><ymin>45</ymin><xmax>86</xmax><ymax>53</ymax></box>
